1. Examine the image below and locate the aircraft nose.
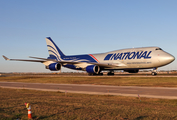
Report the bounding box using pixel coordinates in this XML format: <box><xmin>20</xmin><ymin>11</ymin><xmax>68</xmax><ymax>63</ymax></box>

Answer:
<box><xmin>160</xmin><ymin>53</ymin><xmax>175</xmax><ymax>64</ymax></box>
<box><xmin>169</xmin><ymin>55</ymin><xmax>175</xmax><ymax>62</ymax></box>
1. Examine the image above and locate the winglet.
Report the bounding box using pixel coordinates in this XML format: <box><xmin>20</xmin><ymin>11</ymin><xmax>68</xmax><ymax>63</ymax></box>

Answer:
<box><xmin>2</xmin><ymin>55</ymin><xmax>10</xmax><ymax>60</ymax></box>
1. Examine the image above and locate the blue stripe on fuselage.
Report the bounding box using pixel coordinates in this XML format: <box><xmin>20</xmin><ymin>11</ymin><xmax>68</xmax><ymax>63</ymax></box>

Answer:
<box><xmin>62</xmin><ymin>54</ymin><xmax>98</xmax><ymax>70</ymax></box>
<box><xmin>62</xmin><ymin>54</ymin><xmax>98</xmax><ymax>63</ymax></box>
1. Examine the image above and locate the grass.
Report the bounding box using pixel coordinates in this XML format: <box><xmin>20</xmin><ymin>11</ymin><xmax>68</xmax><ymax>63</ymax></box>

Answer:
<box><xmin>0</xmin><ymin>88</ymin><xmax>177</xmax><ymax>120</ymax></box>
<box><xmin>1</xmin><ymin>76</ymin><xmax>177</xmax><ymax>87</ymax></box>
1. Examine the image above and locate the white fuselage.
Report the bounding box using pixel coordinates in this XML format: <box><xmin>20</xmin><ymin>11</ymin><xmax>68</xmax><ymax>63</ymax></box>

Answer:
<box><xmin>92</xmin><ymin>47</ymin><xmax>174</xmax><ymax>70</ymax></box>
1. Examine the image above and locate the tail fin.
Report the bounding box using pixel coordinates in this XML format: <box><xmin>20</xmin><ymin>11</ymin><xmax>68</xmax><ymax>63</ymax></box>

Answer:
<box><xmin>46</xmin><ymin>37</ymin><xmax>65</xmax><ymax>61</ymax></box>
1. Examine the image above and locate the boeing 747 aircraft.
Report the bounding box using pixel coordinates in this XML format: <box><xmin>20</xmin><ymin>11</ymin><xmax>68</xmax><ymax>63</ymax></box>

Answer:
<box><xmin>3</xmin><ymin>37</ymin><xmax>175</xmax><ymax>75</ymax></box>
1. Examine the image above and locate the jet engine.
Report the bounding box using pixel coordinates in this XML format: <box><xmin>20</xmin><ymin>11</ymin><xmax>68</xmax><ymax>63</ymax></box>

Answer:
<box><xmin>124</xmin><ymin>69</ymin><xmax>139</xmax><ymax>73</ymax></box>
<box><xmin>86</xmin><ymin>65</ymin><xmax>100</xmax><ymax>74</ymax></box>
<box><xmin>47</xmin><ymin>63</ymin><xmax>61</xmax><ymax>71</ymax></box>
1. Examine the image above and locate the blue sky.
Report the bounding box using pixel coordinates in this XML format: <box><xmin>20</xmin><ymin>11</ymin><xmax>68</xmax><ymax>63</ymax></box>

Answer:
<box><xmin>1</xmin><ymin>0</ymin><xmax>177</xmax><ymax>72</ymax></box>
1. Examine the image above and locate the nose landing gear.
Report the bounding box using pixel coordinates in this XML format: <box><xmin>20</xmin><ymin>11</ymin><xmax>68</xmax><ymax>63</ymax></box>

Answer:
<box><xmin>151</xmin><ymin>68</ymin><xmax>158</xmax><ymax>76</ymax></box>
<box><xmin>151</xmin><ymin>72</ymin><xmax>157</xmax><ymax>76</ymax></box>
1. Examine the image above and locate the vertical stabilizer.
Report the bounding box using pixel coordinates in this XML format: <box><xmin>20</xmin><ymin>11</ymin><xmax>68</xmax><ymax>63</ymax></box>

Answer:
<box><xmin>46</xmin><ymin>37</ymin><xmax>65</xmax><ymax>61</ymax></box>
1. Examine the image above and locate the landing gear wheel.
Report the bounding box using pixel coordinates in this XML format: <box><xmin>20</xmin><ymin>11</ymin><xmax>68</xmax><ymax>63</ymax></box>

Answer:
<box><xmin>88</xmin><ymin>73</ymin><xmax>93</xmax><ymax>76</ymax></box>
<box><xmin>151</xmin><ymin>72</ymin><xmax>157</xmax><ymax>76</ymax></box>
<box><xmin>99</xmin><ymin>73</ymin><xmax>103</xmax><ymax>75</ymax></box>
<box><xmin>88</xmin><ymin>73</ymin><xmax>103</xmax><ymax>76</ymax></box>
<box><xmin>107</xmin><ymin>72</ymin><xmax>114</xmax><ymax>76</ymax></box>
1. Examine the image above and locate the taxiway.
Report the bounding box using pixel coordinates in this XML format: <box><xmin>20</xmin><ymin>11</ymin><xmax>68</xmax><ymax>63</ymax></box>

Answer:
<box><xmin>1</xmin><ymin>82</ymin><xmax>177</xmax><ymax>99</ymax></box>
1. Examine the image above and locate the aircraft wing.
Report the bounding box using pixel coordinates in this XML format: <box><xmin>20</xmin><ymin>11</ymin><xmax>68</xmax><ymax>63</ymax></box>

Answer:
<box><xmin>3</xmin><ymin>55</ymin><xmax>82</xmax><ymax>64</ymax></box>
<box><xmin>2</xmin><ymin>55</ymin><xmax>46</xmax><ymax>63</ymax></box>
<box><xmin>3</xmin><ymin>55</ymin><xmax>126</xmax><ymax>68</ymax></box>
<box><xmin>29</xmin><ymin>56</ymin><xmax>126</xmax><ymax>68</ymax></box>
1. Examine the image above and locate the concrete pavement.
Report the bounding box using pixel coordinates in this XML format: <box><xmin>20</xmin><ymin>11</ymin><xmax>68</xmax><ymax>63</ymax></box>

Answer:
<box><xmin>1</xmin><ymin>82</ymin><xmax>177</xmax><ymax>99</ymax></box>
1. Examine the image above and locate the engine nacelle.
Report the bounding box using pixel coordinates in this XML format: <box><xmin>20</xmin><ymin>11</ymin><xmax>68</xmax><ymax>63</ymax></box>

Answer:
<box><xmin>47</xmin><ymin>63</ymin><xmax>61</xmax><ymax>71</ymax></box>
<box><xmin>124</xmin><ymin>69</ymin><xmax>139</xmax><ymax>73</ymax></box>
<box><xmin>86</xmin><ymin>65</ymin><xmax>100</xmax><ymax>74</ymax></box>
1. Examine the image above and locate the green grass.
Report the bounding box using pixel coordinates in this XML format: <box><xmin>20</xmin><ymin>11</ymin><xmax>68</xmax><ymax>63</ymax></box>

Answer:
<box><xmin>1</xmin><ymin>76</ymin><xmax>177</xmax><ymax>87</ymax></box>
<box><xmin>0</xmin><ymin>88</ymin><xmax>177</xmax><ymax>120</ymax></box>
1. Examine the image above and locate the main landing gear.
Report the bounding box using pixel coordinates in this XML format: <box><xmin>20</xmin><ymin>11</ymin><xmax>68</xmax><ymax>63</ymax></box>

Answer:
<box><xmin>88</xmin><ymin>72</ymin><xmax>103</xmax><ymax>76</ymax></box>
<box><xmin>107</xmin><ymin>71</ymin><xmax>114</xmax><ymax>75</ymax></box>
<box><xmin>151</xmin><ymin>68</ymin><xmax>158</xmax><ymax>76</ymax></box>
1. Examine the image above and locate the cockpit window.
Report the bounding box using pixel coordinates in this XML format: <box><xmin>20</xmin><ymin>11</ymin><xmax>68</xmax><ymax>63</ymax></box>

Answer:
<box><xmin>155</xmin><ymin>48</ymin><xmax>162</xmax><ymax>50</ymax></box>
